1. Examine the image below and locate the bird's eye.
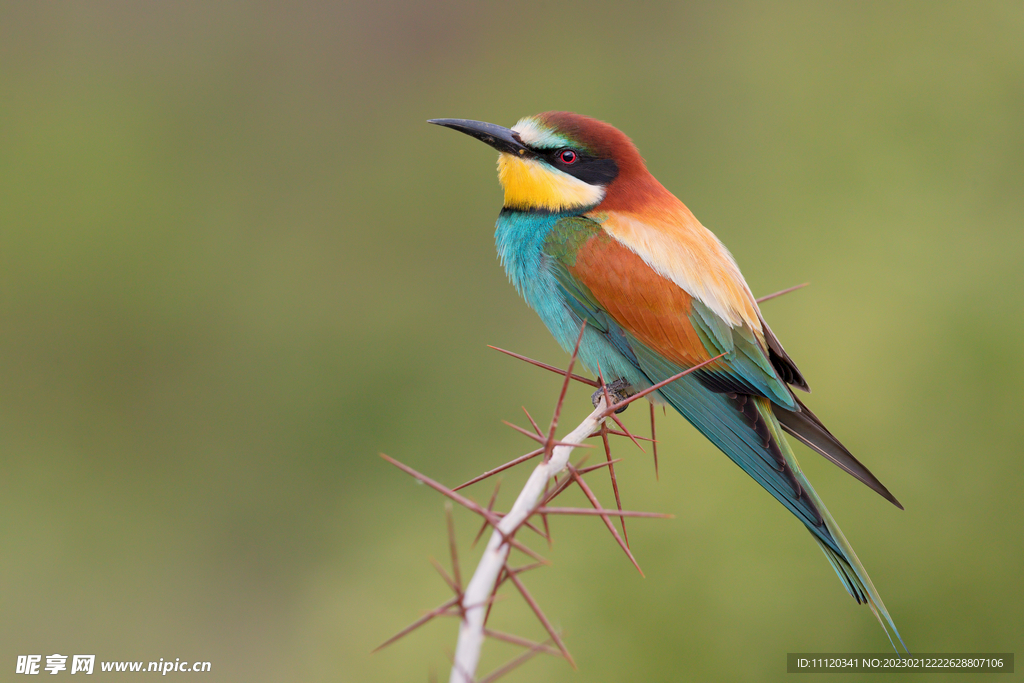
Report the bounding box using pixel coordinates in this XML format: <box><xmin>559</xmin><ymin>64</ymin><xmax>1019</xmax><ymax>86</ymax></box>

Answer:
<box><xmin>558</xmin><ymin>149</ymin><xmax>577</xmax><ymax>164</ymax></box>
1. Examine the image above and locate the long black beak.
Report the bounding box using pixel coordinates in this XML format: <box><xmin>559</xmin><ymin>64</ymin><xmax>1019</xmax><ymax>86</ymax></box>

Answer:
<box><xmin>428</xmin><ymin>118</ymin><xmax>532</xmax><ymax>157</ymax></box>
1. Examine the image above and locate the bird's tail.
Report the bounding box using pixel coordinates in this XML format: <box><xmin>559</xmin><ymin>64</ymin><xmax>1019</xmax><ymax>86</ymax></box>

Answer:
<box><xmin>772</xmin><ymin>402</ymin><xmax>908</xmax><ymax>655</ymax></box>
<box><xmin>633</xmin><ymin>343</ymin><xmax>906</xmax><ymax>652</ymax></box>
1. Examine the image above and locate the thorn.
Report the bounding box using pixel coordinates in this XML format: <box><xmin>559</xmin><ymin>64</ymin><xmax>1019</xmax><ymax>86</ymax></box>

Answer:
<box><xmin>540</xmin><ymin>472</ymin><xmax>577</xmax><ymax>505</ymax></box>
<box><xmin>506</xmin><ymin>537</ymin><xmax>550</xmax><ymax>566</ymax></box>
<box><xmin>574</xmin><ymin>458</ymin><xmax>623</xmax><ymax>475</ymax></box>
<box><xmin>544</xmin><ymin>322</ymin><xmax>587</xmax><ymax>462</ymax></box>
<box><xmin>487</xmin><ymin>345</ymin><xmax>600</xmax><ymax>387</ymax></box>
<box><xmin>478</xmin><ymin>638</ymin><xmax>556</xmax><ymax>683</ymax></box>
<box><xmin>429</xmin><ymin>557</ymin><xmax>460</xmax><ymax>596</ymax></box>
<box><xmin>380</xmin><ymin>454</ymin><xmax>502</xmax><ymax>528</ymax></box>
<box><xmin>372</xmin><ymin>596</ymin><xmax>460</xmax><ymax>652</ymax></box>
<box><xmin>445</xmin><ymin>505</ymin><xmax>462</xmax><ymax>593</ymax></box>
<box><xmin>482</xmin><ymin>629</ymin><xmax>561</xmax><ymax>656</ymax></box>
<box><xmin>519</xmin><ymin>518</ymin><xmax>549</xmax><ymax>541</ymax></box>
<box><xmin>534</xmin><ymin>507</ymin><xmax>673</xmax><ymax>518</ymax></box>
<box><xmin>650</xmin><ymin>402</ymin><xmax>659</xmax><ymax>480</ymax></box>
<box><xmin>506</xmin><ymin>561</ymin><xmax>546</xmax><ymax>576</ymax></box>
<box><xmin>522</xmin><ymin>406</ymin><xmax>542</xmax><ymax>436</ymax></box>
<box><xmin>600</xmin><ymin>422</ymin><xmax>628</xmax><ymax>546</ymax></box>
<box><xmin>504</xmin><ymin>562</ymin><xmax>576</xmax><ymax>668</ymax></box>
<box><xmin>502</xmin><ymin>421</ymin><xmax>594</xmax><ymax>449</ymax></box>
<box><xmin>567</xmin><ymin>464</ymin><xmax>645</xmax><ymax>577</ymax></box>
<box><xmin>756</xmin><ymin>281</ymin><xmax>809</xmax><ymax>303</ymax></box>
<box><xmin>483</xmin><ymin>566</ymin><xmax>504</xmax><ymax>628</ymax></box>
<box><xmin>589</xmin><ymin>430</ymin><xmax>655</xmax><ymax>442</ymax></box>
<box><xmin>453</xmin><ymin>449</ymin><xmax>544</xmax><ymax>491</ymax></box>
<box><xmin>609</xmin><ymin>413</ymin><xmax>645</xmax><ymax>453</ymax></box>
<box><xmin>602</xmin><ymin>352</ymin><xmax>729</xmax><ymax>416</ymax></box>
<box><xmin>472</xmin><ymin>480</ymin><xmax>503</xmax><ymax>548</ymax></box>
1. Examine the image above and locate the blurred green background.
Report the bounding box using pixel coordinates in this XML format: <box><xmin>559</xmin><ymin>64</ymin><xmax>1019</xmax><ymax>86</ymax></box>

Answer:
<box><xmin>2</xmin><ymin>2</ymin><xmax>1022</xmax><ymax>681</ymax></box>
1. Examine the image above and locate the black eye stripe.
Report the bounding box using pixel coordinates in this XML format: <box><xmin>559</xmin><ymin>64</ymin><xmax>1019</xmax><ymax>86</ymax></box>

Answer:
<box><xmin>563</xmin><ymin>157</ymin><xmax>618</xmax><ymax>185</ymax></box>
<box><xmin>522</xmin><ymin>146</ymin><xmax>620</xmax><ymax>186</ymax></box>
<box><xmin>544</xmin><ymin>149</ymin><xmax>618</xmax><ymax>185</ymax></box>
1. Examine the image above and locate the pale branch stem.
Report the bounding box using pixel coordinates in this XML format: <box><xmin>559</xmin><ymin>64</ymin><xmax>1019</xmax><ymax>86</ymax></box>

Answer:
<box><xmin>449</xmin><ymin>401</ymin><xmax>608</xmax><ymax>683</ymax></box>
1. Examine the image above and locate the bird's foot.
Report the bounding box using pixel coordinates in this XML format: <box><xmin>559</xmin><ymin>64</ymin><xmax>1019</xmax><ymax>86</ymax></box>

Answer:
<box><xmin>592</xmin><ymin>378</ymin><xmax>635</xmax><ymax>413</ymax></box>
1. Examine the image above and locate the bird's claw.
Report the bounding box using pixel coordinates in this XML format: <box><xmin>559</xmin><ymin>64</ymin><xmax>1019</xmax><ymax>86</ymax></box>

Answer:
<box><xmin>592</xmin><ymin>378</ymin><xmax>635</xmax><ymax>413</ymax></box>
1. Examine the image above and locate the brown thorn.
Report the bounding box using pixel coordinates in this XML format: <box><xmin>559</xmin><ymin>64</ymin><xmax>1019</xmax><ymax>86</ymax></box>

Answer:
<box><xmin>589</xmin><ymin>429</ymin><xmax>656</xmax><ymax>442</ymax></box>
<box><xmin>429</xmin><ymin>557</ymin><xmax>460</xmax><ymax>596</ymax></box>
<box><xmin>520</xmin><ymin>518</ymin><xmax>549</xmax><ymax>541</ymax></box>
<box><xmin>380</xmin><ymin>455</ymin><xmax>503</xmax><ymax>528</ymax></box>
<box><xmin>567</xmin><ymin>464</ymin><xmax>645</xmax><ymax>577</ymax></box>
<box><xmin>483</xmin><ymin>629</ymin><xmax>561</xmax><ymax>656</ymax></box>
<box><xmin>575</xmin><ymin>458</ymin><xmax>623</xmax><ymax>475</ymax></box>
<box><xmin>445</xmin><ymin>505</ymin><xmax>462</xmax><ymax>593</ymax></box>
<box><xmin>371</xmin><ymin>596</ymin><xmax>460</xmax><ymax>652</ymax></box>
<box><xmin>507</xmin><ymin>536</ymin><xmax>549</xmax><ymax>565</ymax></box>
<box><xmin>600</xmin><ymin>421</ymin><xmax>629</xmax><ymax>547</ymax></box>
<box><xmin>535</xmin><ymin>507</ymin><xmax>673</xmax><ymax>518</ymax></box>
<box><xmin>610</xmin><ymin>413</ymin><xmax>646</xmax><ymax>453</ymax></box>
<box><xmin>478</xmin><ymin>638</ymin><xmax>556</xmax><ymax>683</ymax></box>
<box><xmin>541</xmin><ymin>473</ymin><xmax>577</xmax><ymax>505</ymax></box>
<box><xmin>472</xmin><ymin>480</ymin><xmax>503</xmax><ymax>548</ymax></box>
<box><xmin>603</xmin><ymin>352</ymin><xmax>729</xmax><ymax>416</ymax></box>
<box><xmin>650</xmin><ymin>402</ymin><xmax>659</xmax><ymax>480</ymax></box>
<box><xmin>488</xmin><ymin>345</ymin><xmax>599</xmax><ymax>387</ymax></box>
<box><xmin>756</xmin><ymin>281</ymin><xmax>809</xmax><ymax>303</ymax></box>
<box><xmin>502</xmin><ymin>421</ymin><xmax>594</xmax><ymax>449</ymax></box>
<box><xmin>507</xmin><ymin>561</ymin><xmax>546</xmax><ymax>575</ymax></box>
<box><xmin>472</xmin><ymin>521</ymin><xmax>489</xmax><ymax>549</ymax></box>
<box><xmin>544</xmin><ymin>322</ymin><xmax>588</xmax><ymax>462</ymax></box>
<box><xmin>453</xmin><ymin>449</ymin><xmax>543</xmax><ymax>492</ymax></box>
<box><xmin>521</xmin><ymin>406</ymin><xmax>543</xmax><ymax>436</ymax></box>
<box><xmin>483</xmin><ymin>566</ymin><xmax>504</xmax><ymax>628</ymax></box>
<box><xmin>504</xmin><ymin>562</ymin><xmax>576</xmax><ymax>668</ymax></box>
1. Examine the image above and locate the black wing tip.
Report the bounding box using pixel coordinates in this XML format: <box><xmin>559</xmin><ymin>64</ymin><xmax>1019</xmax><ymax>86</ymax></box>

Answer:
<box><xmin>864</xmin><ymin>479</ymin><xmax>905</xmax><ymax>509</ymax></box>
<box><xmin>775</xmin><ymin>398</ymin><xmax>904</xmax><ymax>510</ymax></box>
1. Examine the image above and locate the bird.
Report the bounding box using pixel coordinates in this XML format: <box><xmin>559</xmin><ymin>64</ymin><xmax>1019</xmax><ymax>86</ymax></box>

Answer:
<box><xmin>429</xmin><ymin>111</ymin><xmax>905</xmax><ymax>651</ymax></box>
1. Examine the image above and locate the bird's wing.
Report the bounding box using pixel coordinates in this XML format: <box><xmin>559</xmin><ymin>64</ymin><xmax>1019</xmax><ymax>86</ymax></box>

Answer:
<box><xmin>542</xmin><ymin>215</ymin><xmax>899</xmax><ymax>512</ymax></box>
<box><xmin>545</xmin><ymin>214</ymin><xmax>796</xmax><ymax>408</ymax></box>
<box><xmin>544</xmin><ymin>216</ymin><xmax>830</xmax><ymax>535</ymax></box>
<box><xmin>579</xmin><ymin>208</ymin><xmax>902</xmax><ymax>507</ymax></box>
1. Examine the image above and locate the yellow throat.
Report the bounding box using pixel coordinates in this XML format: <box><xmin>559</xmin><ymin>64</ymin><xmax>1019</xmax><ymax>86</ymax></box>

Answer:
<box><xmin>497</xmin><ymin>152</ymin><xmax>604</xmax><ymax>212</ymax></box>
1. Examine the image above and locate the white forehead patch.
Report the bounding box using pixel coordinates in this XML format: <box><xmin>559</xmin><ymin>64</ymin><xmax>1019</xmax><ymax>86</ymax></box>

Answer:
<box><xmin>512</xmin><ymin>117</ymin><xmax>572</xmax><ymax>150</ymax></box>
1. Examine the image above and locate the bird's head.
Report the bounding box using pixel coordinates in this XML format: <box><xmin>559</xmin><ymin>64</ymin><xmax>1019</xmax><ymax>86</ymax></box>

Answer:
<box><xmin>430</xmin><ymin>112</ymin><xmax>649</xmax><ymax>213</ymax></box>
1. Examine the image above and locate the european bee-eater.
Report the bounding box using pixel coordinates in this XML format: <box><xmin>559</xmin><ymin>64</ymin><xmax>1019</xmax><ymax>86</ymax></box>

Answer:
<box><xmin>430</xmin><ymin>112</ymin><xmax>905</xmax><ymax>650</ymax></box>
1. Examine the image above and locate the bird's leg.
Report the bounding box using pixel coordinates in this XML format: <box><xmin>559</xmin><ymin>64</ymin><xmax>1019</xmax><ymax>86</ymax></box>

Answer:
<box><xmin>592</xmin><ymin>378</ymin><xmax>636</xmax><ymax>414</ymax></box>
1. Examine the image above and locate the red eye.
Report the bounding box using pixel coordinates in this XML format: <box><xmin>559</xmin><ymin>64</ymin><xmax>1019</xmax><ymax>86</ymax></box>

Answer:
<box><xmin>559</xmin><ymin>149</ymin><xmax>577</xmax><ymax>164</ymax></box>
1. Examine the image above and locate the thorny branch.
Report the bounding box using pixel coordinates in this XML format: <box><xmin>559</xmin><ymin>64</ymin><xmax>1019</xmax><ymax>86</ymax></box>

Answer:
<box><xmin>375</xmin><ymin>283</ymin><xmax>808</xmax><ymax>681</ymax></box>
